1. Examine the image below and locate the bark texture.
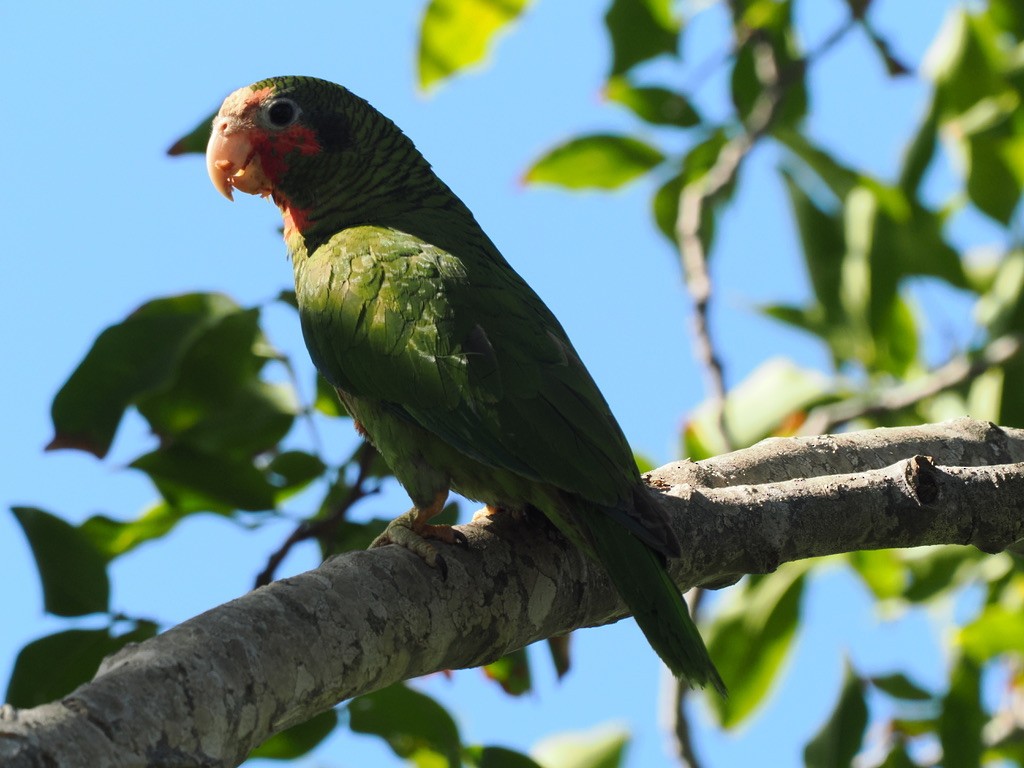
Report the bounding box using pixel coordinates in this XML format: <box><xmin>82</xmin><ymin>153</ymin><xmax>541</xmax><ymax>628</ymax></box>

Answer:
<box><xmin>3</xmin><ymin>418</ymin><xmax>1024</xmax><ymax>767</ymax></box>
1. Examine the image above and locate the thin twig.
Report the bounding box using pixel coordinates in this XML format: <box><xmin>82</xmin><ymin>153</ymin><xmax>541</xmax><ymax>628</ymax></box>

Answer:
<box><xmin>800</xmin><ymin>334</ymin><xmax>1023</xmax><ymax>436</ymax></box>
<box><xmin>254</xmin><ymin>441</ymin><xmax>380</xmax><ymax>587</ymax></box>
<box><xmin>665</xmin><ymin>588</ymin><xmax>708</xmax><ymax>768</ymax></box>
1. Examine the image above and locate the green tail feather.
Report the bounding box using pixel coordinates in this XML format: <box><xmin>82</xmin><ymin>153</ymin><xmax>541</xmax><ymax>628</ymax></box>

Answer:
<box><xmin>581</xmin><ymin>510</ymin><xmax>726</xmax><ymax>696</ymax></box>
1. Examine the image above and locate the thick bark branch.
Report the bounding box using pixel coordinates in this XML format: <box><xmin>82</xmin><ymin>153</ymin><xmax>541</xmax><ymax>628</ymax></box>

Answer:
<box><xmin>4</xmin><ymin>418</ymin><xmax>1024</xmax><ymax>768</ymax></box>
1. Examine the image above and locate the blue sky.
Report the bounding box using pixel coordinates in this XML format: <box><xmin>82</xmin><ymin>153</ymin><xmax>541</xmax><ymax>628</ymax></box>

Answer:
<box><xmin>3</xmin><ymin>1</ymin><xmax>974</xmax><ymax>766</ymax></box>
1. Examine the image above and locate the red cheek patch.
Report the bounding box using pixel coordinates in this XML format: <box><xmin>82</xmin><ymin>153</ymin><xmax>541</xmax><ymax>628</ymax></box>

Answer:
<box><xmin>253</xmin><ymin>125</ymin><xmax>321</xmax><ymax>182</ymax></box>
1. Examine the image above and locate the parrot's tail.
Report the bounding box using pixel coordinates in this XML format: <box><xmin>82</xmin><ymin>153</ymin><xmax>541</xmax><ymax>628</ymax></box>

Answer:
<box><xmin>580</xmin><ymin>509</ymin><xmax>726</xmax><ymax>696</ymax></box>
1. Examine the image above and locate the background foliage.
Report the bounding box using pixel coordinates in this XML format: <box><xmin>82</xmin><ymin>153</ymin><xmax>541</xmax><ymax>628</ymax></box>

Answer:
<box><xmin>6</xmin><ymin>1</ymin><xmax>1024</xmax><ymax>766</ymax></box>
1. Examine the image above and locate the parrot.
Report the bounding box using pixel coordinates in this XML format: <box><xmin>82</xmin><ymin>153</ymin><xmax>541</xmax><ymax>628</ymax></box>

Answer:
<box><xmin>206</xmin><ymin>75</ymin><xmax>724</xmax><ymax>693</ymax></box>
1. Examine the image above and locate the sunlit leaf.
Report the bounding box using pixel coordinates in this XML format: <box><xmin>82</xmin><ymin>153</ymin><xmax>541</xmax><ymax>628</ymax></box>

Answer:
<box><xmin>484</xmin><ymin>647</ymin><xmax>531</xmax><ymax>696</ymax></box>
<box><xmin>6</xmin><ymin>624</ymin><xmax>156</xmax><ymax>708</ymax></box>
<box><xmin>12</xmin><ymin>507</ymin><xmax>109</xmax><ymax>617</ymax></box>
<box><xmin>249</xmin><ymin>709</ymin><xmax>338</xmax><ymax>759</ymax></box>
<box><xmin>804</xmin><ymin>660</ymin><xmax>868</xmax><ymax>768</ymax></box>
<box><xmin>79</xmin><ymin>502</ymin><xmax>185</xmax><ymax>561</ymax></box>
<box><xmin>705</xmin><ymin>563</ymin><xmax>809</xmax><ymax>727</ymax></box>
<box><xmin>418</xmin><ymin>0</ymin><xmax>531</xmax><ymax>90</ymax></box>
<box><xmin>464</xmin><ymin>745</ymin><xmax>545</xmax><ymax>768</ymax></box>
<box><xmin>685</xmin><ymin>360</ymin><xmax>832</xmax><ymax>458</ymax></box>
<box><xmin>531</xmin><ymin>724</ymin><xmax>629</xmax><ymax>768</ymax></box>
<box><xmin>959</xmin><ymin>604</ymin><xmax>1024</xmax><ymax>660</ymax></box>
<box><xmin>525</xmin><ymin>134</ymin><xmax>664</xmax><ymax>190</ymax></box>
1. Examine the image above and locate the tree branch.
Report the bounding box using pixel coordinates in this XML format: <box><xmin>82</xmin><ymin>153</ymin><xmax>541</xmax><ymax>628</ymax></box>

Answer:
<box><xmin>4</xmin><ymin>418</ymin><xmax>1024</xmax><ymax>768</ymax></box>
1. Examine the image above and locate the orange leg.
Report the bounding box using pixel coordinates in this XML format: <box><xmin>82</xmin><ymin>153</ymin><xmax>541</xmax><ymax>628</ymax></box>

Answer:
<box><xmin>370</xmin><ymin>491</ymin><xmax>467</xmax><ymax>575</ymax></box>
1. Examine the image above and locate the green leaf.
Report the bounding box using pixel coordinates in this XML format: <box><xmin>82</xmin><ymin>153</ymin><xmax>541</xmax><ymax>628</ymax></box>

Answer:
<box><xmin>417</xmin><ymin>0</ymin><xmax>531</xmax><ymax>90</ymax></box>
<box><xmin>249</xmin><ymin>709</ymin><xmax>338</xmax><ymax>759</ymax></box>
<box><xmin>959</xmin><ymin>604</ymin><xmax>1024</xmax><ymax>660</ymax></box>
<box><xmin>604</xmin><ymin>0</ymin><xmax>680</xmax><ymax>76</ymax></box>
<box><xmin>266</xmin><ymin>450</ymin><xmax>328</xmax><ymax>499</ymax></box>
<box><xmin>167</xmin><ymin>110</ymin><xmax>216</xmax><ymax>156</ymax></box>
<box><xmin>938</xmin><ymin>656</ymin><xmax>984</xmax><ymax>768</ymax></box>
<box><xmin>315</xmin><ymin>371</ymin><xmax>348</xmax><ymax>417</ymax></box>
<box><xmin>79</xmin><ymin>502</ymin><xmax>184</xmax><ymax>561</ymax></box>
<box><xmin>464</xmin><ymin>745</ymin><xmax>545</xmax><ymax>768</ymax></box>
<box><xmin>12</xmin><ymin>507</ymin><xmax>109</xmax><ymax>617</ymax></box>
<box><xmin>5</xmin><ymin>624</ymin><xmax>157</xmax><ymax>708</ymax></box>
<box><xmin>878</xmin><ymin>741</ymin><xmax>917</xmax><ymax>768</ymax></box>
<box><xmin>848</xmin><ymin>550</ymin><xmax>907</xmax><ymax>600</ymax></box>
<box><xmin>48</xmin><ymin>293</ymin><xmax>242</xmax><ymax>458</ymax></box>
<box><xmin>870</xmin><ymin>672</ymin><xmax>933</xmax><ymax>701</ymax></box>
<box><xmin>605</xmin><ymin>77</ymin><xmax>699</xmax><ymax>127</ymax></box>
<box><xmin>803</xmin><ymin>661</ymin><xmax>868</xmax><ymax>768</ymax></box>
<box><xmin>706</xmin><ymin>563</ymin><xmax>808</xmax><ymax>727</ymax></box>
<box><xmin>132</xmin><ymin>444</ymin><xmax>277</xmax><ymax>513</ymax></box>
<box><xmin>903</xmin><ymin>546</ymin><xmax>981</xmax><ymax>603</ymax></box>
<box><xmin>483</xmin><ymin>647</ymin><xmax>531</xmax><ymax>696</ymax></box>
<box><xmin>135</xmin><ymin>307</ymin><xmax>296</xmax><ymax>456</ymax></box>
<box><xmin>525</xmin><ymin>134</ymin><xmax>664</xmax><ymax>190</ymax></box>
<box><xmin>349</xmin><ymin>683</ymin><xmax>461</xmax><ymax>767</ymax></box>
<box><xmin>685</xmin><ymin>360</ymin><xmax>832</xmax><ymax>458</ymax></box>
<box><xmin>531</xmin><ymin>724</ymin><xmax>629</xmax><ymax>768</ymax></box>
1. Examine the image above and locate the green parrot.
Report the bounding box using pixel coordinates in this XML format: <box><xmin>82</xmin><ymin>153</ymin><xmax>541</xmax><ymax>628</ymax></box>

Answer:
<box><xmin>206</xmin><ymin>75</ymin><xmax>724</xmax><ymax>693</ymax></box>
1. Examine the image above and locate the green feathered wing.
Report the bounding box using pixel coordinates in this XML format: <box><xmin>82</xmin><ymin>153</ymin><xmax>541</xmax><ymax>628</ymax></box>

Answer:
<box><xmin>294</xmin><ymin>224</ymin><xmax>724</xmax><ymax>693</ymax></box>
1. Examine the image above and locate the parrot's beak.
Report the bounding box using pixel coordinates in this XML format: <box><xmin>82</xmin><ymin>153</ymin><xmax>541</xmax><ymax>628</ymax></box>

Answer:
<box><xmin>206</xmin><ymin>116</ymin><xmax>272</xmax><ymax>201</ymax></box>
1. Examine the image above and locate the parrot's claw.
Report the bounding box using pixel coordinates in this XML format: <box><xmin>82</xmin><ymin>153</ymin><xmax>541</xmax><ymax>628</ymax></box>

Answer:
<box><xmin>370</xmin><ymin>509</ymin><xmax>468</xmax><ymax>577</ymax></box>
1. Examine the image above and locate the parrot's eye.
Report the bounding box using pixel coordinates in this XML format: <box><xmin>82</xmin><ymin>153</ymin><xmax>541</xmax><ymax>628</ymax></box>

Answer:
<box><xmin>265</xmin><ymin>98</ymin><xmax>300</xmax><ymax>128</ymax></box>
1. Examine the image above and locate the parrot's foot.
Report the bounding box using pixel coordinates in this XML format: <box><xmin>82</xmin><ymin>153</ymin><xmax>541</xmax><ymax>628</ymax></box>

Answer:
<box><xmin>470</xmin><ymin>504</ymin><xmax>504</xmax><ymax>523</ymax></box>
<box><xmin>370</xmin><ymin>493</ymin><xmax>467</xmax><ymax>578</ymax></box>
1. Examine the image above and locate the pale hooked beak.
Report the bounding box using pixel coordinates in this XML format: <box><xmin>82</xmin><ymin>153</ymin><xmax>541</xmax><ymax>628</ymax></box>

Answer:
<box><xmin>206</xmin><ymin>116</ymin><xmax>272</xmax><ymax>200</ymax></box>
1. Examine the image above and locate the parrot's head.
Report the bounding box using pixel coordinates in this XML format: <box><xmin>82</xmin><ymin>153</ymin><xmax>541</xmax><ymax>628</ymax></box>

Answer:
<box><xmin>206</xmin><ymin>76</ymin><xmax>429</xmax><ymax>240</ymax></box>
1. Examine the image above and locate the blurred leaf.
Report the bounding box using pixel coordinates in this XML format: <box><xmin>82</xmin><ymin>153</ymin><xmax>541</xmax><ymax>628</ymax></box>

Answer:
<box><xmin>779</xmin><ymin>170</ymin><xmax>847</xmax><ymax>351</ymax></box>
<box><xmin>862</xmin><ymin>23</ymin><xmax>911</xmax><ymax>77</ymax></box>
<box><xmin>604</xmin><ymin>0</ymin><xmax>679</xmax><ymax>76</ymax></box>
<box><xmin>878</xmin><ymin>741</ymin><xmax>917</xmax><ymax>768</ymax></box>
<box><xmin>132</xmin><ymin>444</ymin><xmax>277</xmax><ymax>513</ymax></box>
<box><xmin>988</xmin><ymin>0</ymin><xmax>1024</xmax><ymax>37</ymax></box>
<box><xmin>605</xmin><ymin>77</ymin><xmax>699</xmax><ymax>127</ymax></box>
<box><xmin>315</xmin><ymin>372</ymin><xmax>348</xmax><ymax>417</ymax></box>
<box><xmin>418</xmin><ymin>0</ymin><xmax>531</xmax><ymax>90</ymax></box>
<box><xmin>249</xmin><ymin>709</ymin><xmax>338</xmax><ymax>759</ymax></box>
<box><xmin>904</xmin><ymin>546</ymin><xmax>981</xmax><ymax>602</ymax></box>
<box><xmin>730</xmin><ymin>2</ymin><xmax>806</xmax><ymax>126</ymax></box>
<box><xmin>706</xmin><ymin>563</ymin><xmax>809</xmax><ymax>727</ymax></box>
<box><xmin>349</xmin><ymin>683</ymin><xmax>461</xmax><ymax>767</ymax></box>
<box><xmin>267</xmin><ymin>450</ymin><xmax>328</xmax><ymax>499</ymax></box>
<box><xmin>848</xmin><ymin>550</ymin><xmax>907</xmax><ymax>600</ymax></box>
<box><xmin>685</xmin><ymin>359</ymin><xmax>832</xmax><ymax>458</ymax></box>
<box><xmin>484</xmin><ymin>647</ymin><xmax>531</xmax><ymax>696</ymax></box>
<box><xmin>79</xmin><ymin>502</ymin><xmax>184</xmax><ymax>561</ymax></box>
<box><xmin>652</xmin><ymin>129</ymin><xmax>730</xmax><ymax>249</ymax></box>
<box><xmin>777</xmin><ymin>128</ymin><xmax>860</xmax><ymax>201</ymax></box>
<box><xmin>167</xmin><ymin>110</ymin><xmax>215</xmax><ymax>155</ymax></box>
<box><xmin>464</xmin><ymin>745</ymin><xmax>545</xmax><ymax>768</ymax></box>
<box><xmin>5</xmin><ymin>624</ymin><xmax>156</xmax><ymax>708</ymax></box>
<box><xmin>12</xmin><ymin>507</ymin><xmax>109</xmax><ymax>617</ymax></box>
<box><xmin>546</xmin><ymin>634</ymin><xmax>572</xmax><ymax>679</ymax></box>
<box><xmin>898</xmin><ymin>97</ymin><xmax>940</xmax><ymax>194</ymax></box>
<box><xmin>938</xmin><ymin>656</ymin><xmax>984</xmax><ymax>768</ymax></box>
<box><xmin>870</xmin><ymin>672</ymin><xmax>933</xmax><ymax>701</ymax></box>
<box><xmin>959</xmin><ymin>604</ymin><xmax>1024</xmax><ymax>660</ymax></box>
<box><xmin>525</xmin><ymin>134</ymin><xmax>664</xmax><ymax>190</ymax></box>
<box><xmin>48</xmin><ymin>293</ymin><xmax>241</xmax><ymax>458</ymax></box>
<box><xmin>531</xmin><ymin>724</ymin><xmax>629</xmax><ymax>768</ymax></box>
<box><xmin>803</xmin><ymin>661</ymin><xmax>868</xmax><ymax>768</ymax></box>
